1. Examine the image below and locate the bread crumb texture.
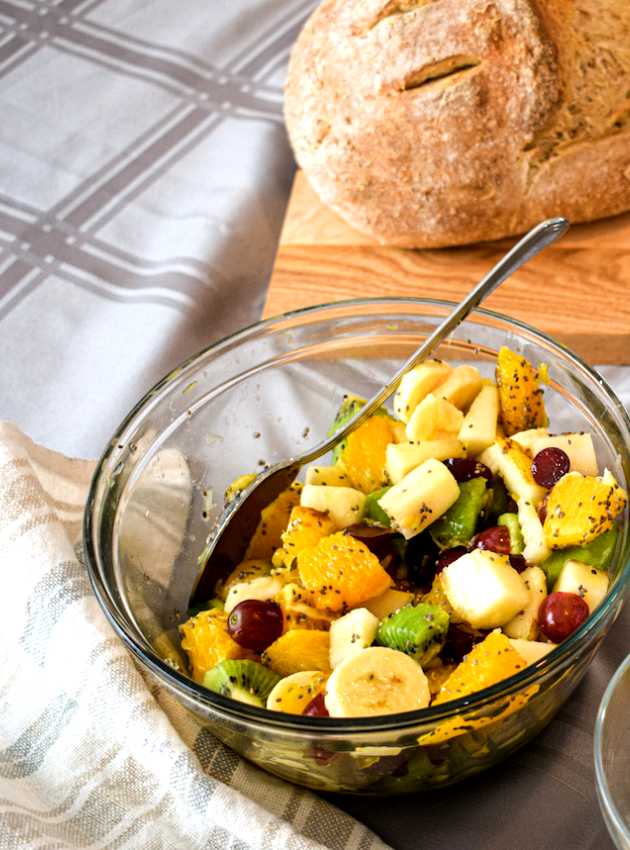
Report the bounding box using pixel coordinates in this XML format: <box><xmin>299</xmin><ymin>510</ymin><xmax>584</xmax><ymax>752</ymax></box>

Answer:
<box><xmin>285</xmin><ymin>0</ymin><xmax>630</xmax><ymax>247</ymax></box>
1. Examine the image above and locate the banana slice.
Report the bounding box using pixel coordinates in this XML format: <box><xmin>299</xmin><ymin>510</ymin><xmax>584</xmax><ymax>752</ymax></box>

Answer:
<box><xmin>324</xmin><ymin>646</ymin><xmax>430</xmax><ymax>717</ymax></box>
<box><xmin>266</xmin><ymin>670</ymin><xmax>327</xmax><ymax>715</ymax></box>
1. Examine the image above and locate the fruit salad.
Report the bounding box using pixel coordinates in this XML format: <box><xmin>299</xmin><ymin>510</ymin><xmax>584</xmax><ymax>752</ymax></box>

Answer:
<box><xmin>179</xmin><ymin>347</ymin><xmax>627</xmax><ymax>721</ymax></box>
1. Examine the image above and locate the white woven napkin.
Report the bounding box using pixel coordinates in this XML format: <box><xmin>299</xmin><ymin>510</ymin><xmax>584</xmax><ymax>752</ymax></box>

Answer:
<box><xmin>0</xmin><ymin>422</ymin><xmax>389</xmax><ymax>850</ymax></box>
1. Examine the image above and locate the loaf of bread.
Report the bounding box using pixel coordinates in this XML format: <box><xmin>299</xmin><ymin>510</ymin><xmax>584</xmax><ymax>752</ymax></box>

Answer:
<box><xmin>285</xmin><ymin>0</ymin><xmax>630</xmax><ymax>248</ymax></box>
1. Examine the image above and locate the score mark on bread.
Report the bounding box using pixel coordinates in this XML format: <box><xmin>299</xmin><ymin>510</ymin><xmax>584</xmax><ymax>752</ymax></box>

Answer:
<box><xmin>352</xmin><ymin>0</ymin><xmax>436</xmax><ymax>35</ymax></box>
<box><xmin>400</xmin><ymin>55</ymin><xmax>481</xmax><ymax>93</ymax></box>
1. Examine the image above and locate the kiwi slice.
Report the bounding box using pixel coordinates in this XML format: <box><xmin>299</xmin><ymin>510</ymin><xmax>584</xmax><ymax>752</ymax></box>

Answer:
<box><xmin>541</xmin><ymin>525</ymin><xmax>618</xmax><ymax>591</ymax></box>
<box><xmin>203</xmin><ymin>660</ymin><xmax>281</xmax><ymax>707</ymax></box>
<box><xmin>430</xmin><ymin>477</ymin><xmax>487</xmax><ymax>549</ymax></box>
<box><xmin>364</xmin><ymin>486</ymin><xmax>392</xmax><ymax>527</ymax></box>
<box><xmin>376</xmin><ymin>603</ymin><xmax>450</xmax><ymax>666</ymax></box>
<box><xmin>486</xmin><ymin>477</ymin><xmax>510</xmax><ymax>519</ymax></box>
<box><xmin>498</xmin><ymin>512</ymin><xmax>525</xmax><ymax>554</ymax></box>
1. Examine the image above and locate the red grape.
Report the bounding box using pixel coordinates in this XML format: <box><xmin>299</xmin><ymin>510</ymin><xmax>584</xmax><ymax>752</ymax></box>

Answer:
<box><xmin>436</xmin><ymin>546</ymin><xmax>468</xmax><ymax>573</ymax></box>
<box><xmin>538</xmin><ymin>591</ymin><xmax>589</xmax><ymax>642</ymax></box>
<box><xmin>441</xmin><ymin>624</ymin><xmax>476</xmax><ymax>663</ymax></box>
<box><xmin>303</xmin><ymin>692</ymin><xmax>329</xmax><ymax>717</ymax></box>
<box><xmin>405</xmin><ymin>531</ymin><xmax>440</xmax><ymax>588</ymax></box>
<box><xmin>444</xmin><ymin>457</ymin><xmax>492</xmax><ymax>483</ymax></box>
<box><xmin>531</xmin><ymin>447</ymin><xmax>570</xmax><ymax>488</ymax></box>
<box><xmin>472</xmin><ymin>526</ymin><xmax>511</xmax><ymax>555</ymax></box>
<box><xmin>227</xmin><ymin>599</ymin><xmax>283</xmax><ymax>652</ymax></box>
<box><xmin>508</xmin><ymin>554</ymin><xmax>527</xmax><ymax>573</ymax></box>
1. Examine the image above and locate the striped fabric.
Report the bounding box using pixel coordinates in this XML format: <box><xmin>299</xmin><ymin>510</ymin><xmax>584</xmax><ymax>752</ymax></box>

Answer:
<box><xmin>0</xmin><ymin>0</ymin><xmax>313</xmax><ymax>458</ymax></box>
<box><xmin>0</xmin><ymin>421</ymin><xmax>389</xmax><ymax>850</ymax></box>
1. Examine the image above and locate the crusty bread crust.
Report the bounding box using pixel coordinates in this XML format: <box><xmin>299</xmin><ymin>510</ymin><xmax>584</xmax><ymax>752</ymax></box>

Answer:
<box><xmin>285</xmin><ymin>0</ymin><xmax>630</xmax><ymax>248</ymax></box>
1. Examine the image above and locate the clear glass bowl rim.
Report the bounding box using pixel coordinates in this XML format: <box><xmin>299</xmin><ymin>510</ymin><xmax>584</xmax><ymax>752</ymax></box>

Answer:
<box><xmin>84</xmin><ymin>296</ymin><xmax>630</xmax><ymax>735</ymax></box>
<box><xmin>594</xmin><ymin>653</ymin><xmax>630</xmax><ymax>844</ymax></box>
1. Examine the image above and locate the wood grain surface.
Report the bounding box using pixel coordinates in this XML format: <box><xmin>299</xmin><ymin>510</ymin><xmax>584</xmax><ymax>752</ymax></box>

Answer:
<box><xmin>264</xmin><ymin>171</ymin><xmax>630</xmax><ymax>364</ymax></box>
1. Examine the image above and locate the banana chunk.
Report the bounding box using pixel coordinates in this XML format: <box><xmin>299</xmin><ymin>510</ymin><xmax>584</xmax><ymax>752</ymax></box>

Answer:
<box><xmin>394</xmin><ymin>360</ymin><xmax>452</xmax><ymax>423</ymax></box>
<box><xmin>517</xmin><ymin>498</ymin><xmax>550</xmax><ymax>565</ymax></box>
<box><xmin>377</xmin><ymin>458</ymin><xmax>460</xmax><ymax>539</ymax></box>
<box><xmin>225</xmin><ymin>575</ymin><xmax>284</xmax><ymax>614</ymax></box>
<box><xmin>329</xmin><ymin>608</ymin><xmax>379</xmax><ymax>669</ymax></box>
<box><xmin>324</xmin><ymin>647</ymin><xmax>430</xmax><ymax>717</ymax></box>
<box><xmin>554</xmin><ymin>559</ymin><xmax>609</xmax><ymax>614</ymax></box>
<box><xmin>458</xmin><ymin>384</ymin><xmax>499</xmax><ymax>455</ymax></box>
<box><xmin>436</xmin><ymin>365</ymin><xmax>482</xmax><ymax>410</ymax></box>
<box><xmin>530</xmin><ymin>433</ymin><xmax>599</xmax><ymax>476</ymax></box>
<box><xmin>441</xmin><ymin>549</ymin><xmax>529</xmax><ymax>629</ymax></box>
<box><xmin>510</xmin><ymin>428</ymin><xmax>549</xmax><ymax>454</ymax></box>
<box><xmin>406</xmin><ymin>394</ymin><xmax>464</xmax><ymax>442</ymax></box>
<box><xmin>479</xmin><ymin>438</ymin><xmax>546</xmax><ymax>506</ymax></box>
<box><xmin>305</xmin><ymin>465</ymin><xmax>352</xmax><ymax>486</ymax></box>
<box><xmin>300</xmin><ymin>484</ymin><xmax>365</xmax><ymax>528</ymax></box>
<box><xmin>503</xmin><ymin>566</ymin><xmax>547</xmax><ymax>640</ymax></box>
<box><xmin>385</xmin><ymin>439</ymin><xmax>465</xmax><ymax>484</ymax></box>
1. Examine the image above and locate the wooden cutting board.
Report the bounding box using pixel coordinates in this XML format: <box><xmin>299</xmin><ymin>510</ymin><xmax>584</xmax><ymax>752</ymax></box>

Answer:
<box><xmin>263</xmin><ymin>171</ymin><xmax>630</xmax><ymax>365</ymax></box>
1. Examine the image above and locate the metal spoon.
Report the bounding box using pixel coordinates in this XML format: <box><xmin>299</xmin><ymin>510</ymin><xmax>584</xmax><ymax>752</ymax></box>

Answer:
<box><xmin>190</xmin><ymin>217</ymin><xmax>569</xmax><ymax>605</ymax></box>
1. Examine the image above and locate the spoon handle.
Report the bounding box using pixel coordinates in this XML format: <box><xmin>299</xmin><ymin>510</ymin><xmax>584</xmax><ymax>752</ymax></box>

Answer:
<box><xmin>299</xmin><ymin>216</ymin><xmax>569</xmax><ymax>466</ymax></box>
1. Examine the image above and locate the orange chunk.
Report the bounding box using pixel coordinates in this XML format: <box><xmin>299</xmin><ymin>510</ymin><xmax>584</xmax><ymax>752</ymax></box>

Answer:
<box><xmin>271</xmin><ymin>506</ymin><xmax>337</xmax><ymax>569</ymax></box>
<box><xmin>434</xmin><ymin>631</ymin><xmax>527</xmax><ymax>706</ymax></box>
<box><xmin>339</xmin><ymin>415</ymin><xmax>397</xmax><ymax>493</ymax></box>
<box><xmin>496</xmin><ymin>347</ymin><xmax>547</xmax><ymax>436</ymax></box>
<box><xmin>245</xmin><ymin>484</ymin><xmax>301</xmax><ymax>560</ymax></box>
<box><xmin>419</xmin><ymin>631</ymin><xmax>536</xmax><ymax>745</ymax></box>
<box><xmin>179</xmin><ymin>609</ymin><xmax>243</xmax><ymax>682</ymax></box>
<box><xmin>262</xmin><ymin>629</ymin><xmax>331</xmax><ymax>675</ymax></box>
<box><xmin>426</xmin><ymin>663</ymin><xmax>457</xmax><ymax>697</ymax></box>
<box><xmin>297</xmin><ymin>532</ymin><xmax>391</xmax><ymax>611</ymax></box>
<box><xmin>275</xmin><ymin>583</ymin><xmax>334</xmax><ymax>632</ymax></box>
<box><xmin>543</xmin><ymin>470</ymin><xmax>627</xmax><ymax>548</ymax></box>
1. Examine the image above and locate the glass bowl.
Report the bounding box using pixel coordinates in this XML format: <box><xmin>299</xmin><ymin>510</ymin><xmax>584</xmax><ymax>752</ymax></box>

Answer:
<box><xmin>84</xmin><ymin>298</ymin><xmax>630</xmax><ymax>794</ymax></box>
<box><xmin>595</xmin><ymin>654</ymin><xmax>630</xmax><ymax>849</ymax></box>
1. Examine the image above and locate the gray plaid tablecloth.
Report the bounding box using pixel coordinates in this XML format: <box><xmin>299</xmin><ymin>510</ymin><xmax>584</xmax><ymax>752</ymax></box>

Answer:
<box><xmin>0</xmin><ymin>2</ymin><xmax>628</xmax><ymax>849</ymax></box>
